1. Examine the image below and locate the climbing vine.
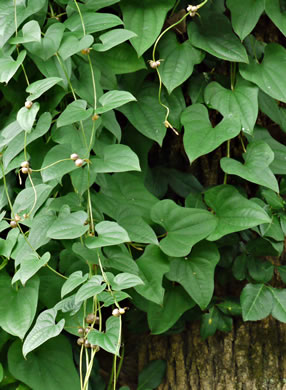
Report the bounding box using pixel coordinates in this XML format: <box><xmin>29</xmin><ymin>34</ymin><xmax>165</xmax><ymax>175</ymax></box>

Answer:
<box><xmin>1</xmin><ymin>0</ymin><xmax>286</xmax><ymax>389</ymax></box>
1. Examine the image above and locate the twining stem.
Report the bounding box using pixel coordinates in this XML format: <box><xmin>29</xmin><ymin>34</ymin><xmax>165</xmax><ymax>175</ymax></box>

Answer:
<box><xmin>151</xmin><ymin>0</ymin><xmax>208</xmax><ymax>131</ymax></box>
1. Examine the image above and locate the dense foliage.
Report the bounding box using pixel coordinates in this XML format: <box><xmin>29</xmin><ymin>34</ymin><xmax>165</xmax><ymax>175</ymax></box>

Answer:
<box><xmin>1</xmin><ymin>0</ymin><xmax>286</xmax><ymax>388</ymax></box>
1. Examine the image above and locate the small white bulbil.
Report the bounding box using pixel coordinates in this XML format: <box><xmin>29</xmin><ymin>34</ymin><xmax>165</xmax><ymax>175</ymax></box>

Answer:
<box><xmin>21</xmin><ymin>161</ymin><xmax>30</xmax><ymax>168</ymax></box>
<box><xmin>70</xmin><ymin>153</ymin><xmax>79</xmax><ymax>160</ymax></box>
<box><xmin>10</xmin><ymin>220</ymin><xmax>17</xmax><ymax>228</ymax></box>
<box><xmin>75</xmin><ymin>158</ymin><xmax>84</xmax><ymax>167</ymax></box>
<box><xmin>21</xmin><ymin>167</ymin><xmax>30</xmax><ymax>174</ymax></box>
<box><xmin>112</xmin><ymin>308</ymin><xmax>120</xmax><ymax>317</ymax></box>
<box><xmin>25</xmin><ymin>100</ymin><xmax>33</xmax><ymax>109</ymax></box>
<box><xmin>14</xmin><ymin>214</ymin><xmax>21</xmax><ymax>222</ymax></box>
<box><xmin>119</xmin><ymin>308</ymin><xmax>125</xmax><ymax>315</ymax></box>
<box><xmin>149</xmin><ymin>60</ymin><xmax>161</xmax><ymax>69</ymax></box>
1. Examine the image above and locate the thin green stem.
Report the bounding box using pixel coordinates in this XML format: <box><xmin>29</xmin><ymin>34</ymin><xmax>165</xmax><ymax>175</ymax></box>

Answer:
<box><xmin>73</xmin><ymin>0</ymin><xmax>86</xmax><ymax>36</ymax></box>
<box><xmin>223</xmin><ymin>140</ymin><xmax>231</xmax><ymax>185</ymax></box>
<box><xmin>46</xmin><ymin>264</ymin><xmax>68</xmax><ymax>279</ymax></box>
<box><xmin>87</xmin><ymin>55</ymin><xmax>97</xmax><ymax>111</ymax></box>
<box><xmin>31</xmin><ymin>158</ymin><xmax>72</xmax><ymax>172</ymax></box>
<box><xmin>27</xmin><ymin>173</ymin><xmax>38</xmax><ymax>217</ymax></box>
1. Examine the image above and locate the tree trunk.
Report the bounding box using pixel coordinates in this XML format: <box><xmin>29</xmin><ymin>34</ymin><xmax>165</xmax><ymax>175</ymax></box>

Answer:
<box><xmin>132</xmin><ymin>317</ymin><xmax>286</xmax><ymax>390</ymax></box>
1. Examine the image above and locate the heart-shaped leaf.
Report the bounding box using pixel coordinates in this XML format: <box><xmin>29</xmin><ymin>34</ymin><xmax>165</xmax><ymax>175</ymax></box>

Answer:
<box><xmin>188</xmin><ymin>14</ymin><xmax>248</xmax><ymax>63</ymax></box>
<box><xmin>166</xmin><ymin>242</ymin><xmax>219</xmax><ymax>309</ymax></box>
<box><xmin>47</xmin><ymin>210</ymin><xmax>89</xmax><ymax>239</ymax></box>
<box><xmin>22</xmin><ymin>309</ymin><xmax>65</xmax><ymax>357</ymax></box>
<box><xmin>120</xmin><ymin>0</ymin><xmax>175</xmax><ymax>56</ymax></box>
<box><xmin>9</xmin><ymin>20</ymin><xmax>41</xmax><ymax>44</ymax></box>
<box><xmin>12</xmin><ymin>252</ymin><xmax>51</xmax><ymax>286</ymax></box>
<box><xmin>17</xmin><ymin>102</ymin><xmax>40</xmax><ymax>132</ymax></box>
<box><xmin>8</xmin><ymin>336</ymin><xmax>80</xmax><ymax>390</ymax></box>
<box><xmin>85</xmin><ymin>221</ymin><xmax>130</xmax><ymax>249</ymax></box>
<box><xmin>265</xmin><ymin>0</ymin><xmax>286</xmax><ymax>36</ymax></box>
<box><xmin>204</xmin><ymin>77</ymin><xmax>259</xmax><ymax>134</ymax></box>
<box><xmin>220</xmin><ymin>141</ymin><xmax>279</xmax><ymax>192</ymax></box>
<box><xmin>87</xmin><ymin>316</ymin><xmax>121</xmax><ymax>355</ymax></box>
<box><xmin>111</xmin><ymin>272</ymin><xmax>144</xmax><ymax>291</ymax></box>
<box><xmin>0</xmin><ymin>50</ymin><xmax>26</xmax><ymax>83</ymax></box>
<box><xmin>240</xmin><ymin>43</ymin><xmax>286</xmax><ymax>103</ymax></box>
<box><xmin>58</xmin><ymin>33</ymin><xmax>94</xmax><ymax>60</ymax></box>
<box><xmin>138</xmin><ymin>360</ymin><xmax>167</xmax><ymax>390</ymax></box>
<box><xmin>151</xmin><ymin>199</ymin><xmax>217</xmax><ymax>257</ymax></box>
<box><xmin>226</xmin><ymin>0</ymin><xmax>265</xmax><ymax>41</ymax></box>
<box><xmin>65</xmin><ymin>12</ymin><xmax>123</xmax><ymax>35</ymax></box>
<box><xmin>205</xmin><ymin>185</ymin><xmax>272</xmax><ymax>241</ymax></box>
<box><xmin>241</xmin><ymin>283</ymin><xmax>273</xmax><ymax>321</ymax></box>
<box><xmin>158</xmin><ymin>31</ymin><xmax>203</xmax><ymax>94</ymax></box>
<box><xmin>181</xmin><ymin>104</ymin><xmax>241</xmax><ymax>163</ymax></box>
<box><xmin>26</xmin><ymin>77</ymin><xmax>63</xmax><ymax>101</ymax></box>
<box><xmin>93</xmin><ymin>28</ymin><xmax>137</xmax><ymax>52</ymax></box>
<box><xmin>0</xmin><ymin>273</ymin><xmax>39</xmax><ymax>339</ymax></box>
<box><xmin>91</xmin><ymin>144</ymin><xmax>140</xmax><ymax>173</ymax></box>
<box><xmin>75</xmin><ymin>276</ymin><xmax>106</xmax><ymax>304</ymax></box>
<box><xmin>147</xmin><ymin>285</ymin><xmax>196</xmax><ymax>335</ymax></box>
<box><xmin>57</xmin><ymin>100</ymin><xmax>93</xmax><ymax>128</ymax></box>
<box><xmin>95</xmin><ymin>90</ymin><xmax>136</xmax><ymax>114</ymax></box>
<box><xmin>61</xmin><ymin>271</ymin><xmax>89</xmax><ymax>298</ymax></box>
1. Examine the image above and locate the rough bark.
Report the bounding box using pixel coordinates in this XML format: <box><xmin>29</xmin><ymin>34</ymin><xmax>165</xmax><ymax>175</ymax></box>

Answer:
<box><xmin>128</xmin><ymin>317</ymin><xmax>286</xmax><ymax>390</ymax></box>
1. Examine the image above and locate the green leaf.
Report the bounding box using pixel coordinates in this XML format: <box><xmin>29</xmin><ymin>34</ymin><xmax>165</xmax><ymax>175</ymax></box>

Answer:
<box><xmin>241</xmin><ymin>283</ymin><xmax>273</xmax><ymax>321</ymax></box>
<box><xmin>261</xmin><ymin>188</ymin><xmax>284</xmax><ymax>209</ymax></box>
<box><xmin>205</xmin><ymin>185</ymin><xmax>272</xmax><ymax>241</ymax></box>
<box><xmin>119</xmin><ymin>85</ymin><xmax>167</xmax><ymax>145</ymax></box>
<box><xmin>240</xmin><ymin>43</ymin><xmax>286</xmax><ymax>103</ymax></box>
<box><xmin>65</xmin><ymin>12</ymin><xmax>123</xmax><ymax>35</ymax></box>
<box><xmin>58</xmin><ymin>33</ymin><xmax>94</xmax><ymax>60</ymax></box>
<box><xmin>265</xmin><ymin>0</ymin><xmax>286</xmax><ymax>36</ymax></box>
<box><xmin>22</xmin><ymin>309</ymin><xmax>65</xmax><ymax>358</ymax></box>
<box><xmin>84</xmin><ymin>0</ymin><xmax>120</xmax><ymax>11</ymax></box>
<box><xmin>217</xmin><ymin>299</ymin><xmax>242</xmax><ymax>316</ymax></box>
<box><xmin>181</xmin><ymin>104</ymin><xmax>241</xmax><ymax>163</ymax></box>
<box><xmin>138</xmin><ymin>360</ymin><xmax>166</xmax><ymax>390</ymax></box>
<box><xmin>0</xmin><ymin>362</ymin><xmax>3</xmax><ymax>382</ymax></box>
<box><xmin>98</xmin><ymin>291</ymin><xmax>130</xmax><ymax>307</ymax></box>
<box><xmin>220</xmin><ymin>141</ymin><xmax>279</xmax><ymax>192</ymax></box>
<box><xmin>258</xmin><ymin>90</ymin><xmax>286</xmax><ymax>133</ymax></box>
<box><xmin>188</xmin><ymin>14</ymin><xmax>248</xmax><ymax>63</ymax></box>
<box><xmin>61</xmin><ymin>271</ymin><xmax>88</xmax><ymax>298</ymax></box>
<box><xmin>0</xmin><ymin>274</ymin><xmax>39</xmax><ymax>339</ymax></box>
<box><xmin>0</xmin><ymin>50</ymin><xmax>27</xmax><ymax>84</ymax></box>
<box><xmin>134</xmin><ymin>245</ymin><xmax>169</xmax><ymax>305</ymax></box>
<box><xmin>92</xmin><ymin>144</ymin><xmax>140</xmax><ymax>173</ymax></box>
<box><xmin>24</xmin><ymin>23</ymin><xmax>65</xmax><ymax>61</ymax></box>
<box><xmin>26</xmin><ymin>77</ymin><xmax>63</xmax><ymax>101</ymax></box>
<box><xmin>151</xmin><ymin>199</ymin><xmax>217</xmax><ymax>257</ymax></box>
<box><xmin>93</xmin><ymin>28</ymin><xmax>137</xmax><ymax>52</ymax></box>
<box><xmin>247</xmin><ymin>257</ymin><xmax>274</xmax><ymax>283</ymax></box>
<box><xmin>85</xmin><ymin>221</ymin><xmax>130</xmax><ymax>249</ymax></box>
<box><xmin>120</xmin><ymin>0</ymin><xmax>175</xmax><ymax>56</ymax></box>
<box><xmin>8</xmin><ymin>336</ymin><xmax>80</xmax><ymax>390</ymax></box>
<box><xmin>40</xmin><ymin>143</ymin><xmax>78</xmax><ymax>183</ymax></box>
<box><xmin>200</xmin><ymin>307</ymin><xmax>219</xmax><ymax>339</ymax></box>
<box><xmin>94</xmin><ymin>43</ymin><xmax>146</xmax><ymax>74</ymax></box>
<box><xmin>147</xmin><ymin>285</ymin><xmax>195</xmax><ymax>335</ymax></box>
<box><xmin>17</xmin><ymin>102</ymin><xmax>40</xmax><ymax>132</ymax></box>
<box><xmin>204</xmin><ymin>77</ymin><xmax>259</xmax><ymax>135</ymax></box>
<box><xmin>111</xmin><ymin>273</ymin><xmax>144</xmax><ymax>290</ymax></box>
<box><xmin>158</xmin><ymin>31</ymin><xmax>203</xmax><ymax>94</ymax></box>
<box><xmin>57</xmin><ymin>100</ymin><xmax>93</xmax><ymax>128</ymax></box>
<box><xmin>166</xmin><ymin>242</ymin><xmax>219</xmax><ymax>309</ymax></box>
<box><xmin>75</xmin><ymin>276</ymin><xmax>106</xmax><ymax>304</ymax></box>
<box><xmin>102</xmin><ymin>246</ymin><xmax>139</xmax><ymax>274</ymax></box>
<box><xmin>87</xmin><ymin>316</ymin><xmax>120</xmax><ymax>355</ymax></box>
<box><xmin>232</xmin><ymin>254</ymin><xmax>248</xmax><ymax>281</ymax></box>
<box><xmin>226</xmin><ymin>0</ymin><xmax>265</xmax><ymax>41</ymax></box>
<box><xmin>252</xmin><ymin>127</ymin><xmax>286</xmax><ymax>175</ymax></box>
<box><xmin>9</xmin><ymin>20</ymin><xmax>41</xmax><ymax>44</ymax></box>
<box><xmin>12</xmin><ymin>252</ymin><xmax>51</xmax><ymax>286</ymax></box>
<box><xmin>95</xmin><ymin>90</ymin><xmax>136</xmax><ymax>114</ymax></box>
<box><xmin>47</xmin><ymin>210</ymin><xmax>89</xmax><ymax>239</ymax></box>
<box><xmin>270</xmin><ymin>288</ymin><xmax>286</xmax><ymax>322</ymax></box>
<box><xmin>278</xmin><ymin>266</ymin><xmax>286</xmax><ymax>284</ymax></box>
<box><xmin>0</xmin><ymin>0</ymin><xmax>46</xmax><ymax>48</ymax></box>
<box><xmin>13</xmin><ymin>183</ymin><xmax>53</xmax><ymax>217</ymax></box>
